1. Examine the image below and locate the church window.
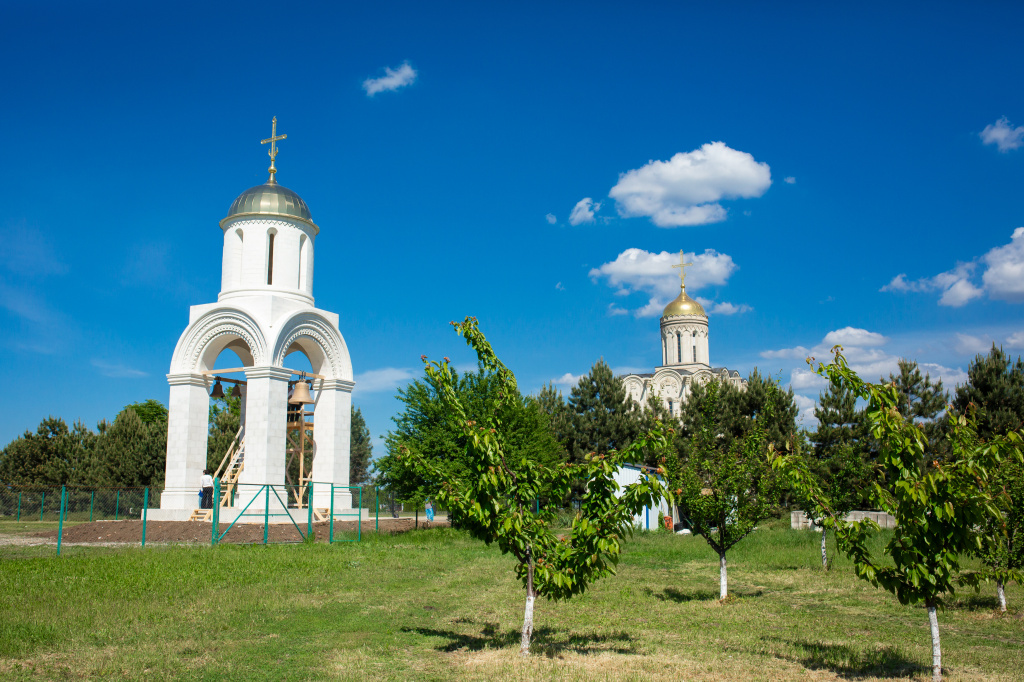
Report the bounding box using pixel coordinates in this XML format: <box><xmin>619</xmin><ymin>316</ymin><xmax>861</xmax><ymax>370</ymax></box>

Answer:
<box><xmin>266</xmin><ymin>230</ymin><xmax>276</xmax><ymax>285</ymax></box>
<box><xmin>676</xmin><ymin>333</ymin><xmax>682</xmax><ymax>364</ymax></box>
<box><xmin>234</xmin><ymin>228</ymin><xmax>244</xmax><ymax>287</ymax></box>
<box><xmin>693</xmin><ymin>344</ymin><xmax>697</xmax><ymax>363</ymax></box>
<box><xmin>668</xmin><ymin>399</ymin><xmax>674</xmax><ymax>415</ymax></box>
<box><xmin>298</xmin><ymin>235</ymin><xmax>307</xmax><ymax>288</ymax></box>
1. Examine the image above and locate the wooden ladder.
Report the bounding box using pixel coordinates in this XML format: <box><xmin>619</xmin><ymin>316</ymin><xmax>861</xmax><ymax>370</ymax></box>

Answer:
<box><xmin>188</xmin><ymin>427</ymin><xmax>244</xmax><ymax>522</ymax></box>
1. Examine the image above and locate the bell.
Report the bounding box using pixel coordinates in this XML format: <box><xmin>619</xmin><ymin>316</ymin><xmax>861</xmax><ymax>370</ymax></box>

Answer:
<box><xmin>230</xmin><ymin>383</ymin><xmax>244</xmax><ymax>398</ymax></box>
<box><xmin>210</xmin><ymin>380</ymin><xmax>225</xmax><ymax>399</ymax></box>
<box><xmin>288</xmin><ymin>380</ymin><xmax>314</xmax><ymax>405</ymax></box>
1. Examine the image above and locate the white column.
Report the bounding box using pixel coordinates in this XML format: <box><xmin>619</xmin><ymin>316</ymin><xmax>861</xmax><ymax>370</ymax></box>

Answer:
<box><xmin>311</xmin><ymin>378</ymin><xmax>355</xmax><ymax>510</ymax></box>
<box><xmin>161</xmin><ymin>373</ymin><xmax>210</xmax><ymax>510</ymax></box>
<box><xmin>237</xmin><ymin>366</ymin><xmax>291</xmax><ymax>510</ymax></box>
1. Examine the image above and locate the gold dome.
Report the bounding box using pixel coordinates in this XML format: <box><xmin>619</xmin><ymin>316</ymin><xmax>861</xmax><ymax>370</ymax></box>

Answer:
<box><xmin>662</xmin><ymin>288</ymin><xmax>706</xmax><ymax>318</ymax></box>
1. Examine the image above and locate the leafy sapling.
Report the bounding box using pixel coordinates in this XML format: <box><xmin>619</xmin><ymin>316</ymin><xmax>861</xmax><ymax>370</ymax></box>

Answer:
<box><xmin>772</xmin><ymin>348</ymin><xmax>1024</xmax><ymax>682</ymax></box>
<box><xmin>672</xmin><ymin>380</ymin><xmax>781</xmax><ymax>599</ymax></box>
<box><xmin>401</xmin><ymin>317</ymin><xmax>673</xmax><ymax>655</ymax></box>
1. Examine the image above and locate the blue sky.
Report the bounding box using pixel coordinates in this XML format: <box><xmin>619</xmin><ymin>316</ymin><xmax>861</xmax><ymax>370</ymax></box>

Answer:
<box><xmin>2</xmin><ymin>1</ymin><xmax>1023</xmax><ymax>452</ymax></box>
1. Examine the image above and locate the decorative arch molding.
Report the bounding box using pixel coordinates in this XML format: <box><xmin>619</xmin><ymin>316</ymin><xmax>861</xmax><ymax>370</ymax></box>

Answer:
<box><xmin>271</xmin><ymin>311</ymin><xmax>353</xmax><ymax>381</ymax></box>
<box><xmin>171</xmin><ymin>308</ymin><xmax>268</xmax><ymax>373</ymax></box>
<box><xmin>661</xmin><ymin>323</ymin><xmax>709</xmax><ymax>339</ymax></box>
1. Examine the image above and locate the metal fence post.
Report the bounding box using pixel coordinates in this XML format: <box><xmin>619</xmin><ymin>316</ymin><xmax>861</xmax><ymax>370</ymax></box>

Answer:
<box><xmin>89</xmin><ymin>491</ymin><xmax>95</xmax><ymax>522</ymax></box>
<box><xmin>307</xmin><ymin>483</ymin><xmax>313</xmax><ymax>538</ymax></box>
<box><xmin>263</xmin><ymin>485</ymin><xmax>269</xmax><ymax>545</ymax></box>
<box><xmin>16</xmin><ymin>492</ymin><xmax>21</xmax><ymax>521</ymax></box>
<box><xmin>375</xmin><ymin>487</ymin><xmax>379</xmax><ymax>533</ymax></box>
<box><xmin>115</xmin><ymin>490</ymin><xmax>120</xmax><ymax>520</ymax></box>
<box><xmin>39</xmin><ymin>491</ymin><xmax>45</xmax><ymax>521</ymax></box>
<box><xmin>141</xmin><ymin>488</ymin><xmax>149</xmax><ymax>548</ymax></box>
<box><xmin>212</xmin><ymin>478</ymin><xmax>220</xmax><ymax>546</ymax></box>
<box><xmin>57</xmin><ymin>486</ymin><xmax>66</xmax><ymax>556</ymax></box>
<box><xmin>358</xmin><ymin>487</ymin><xmax>362</xmax><ymax>542</ymax></box>
<box><xmin>329</xmin><ymin>484</ymin><xmax>335</xmax><ymax>544</ymax></box>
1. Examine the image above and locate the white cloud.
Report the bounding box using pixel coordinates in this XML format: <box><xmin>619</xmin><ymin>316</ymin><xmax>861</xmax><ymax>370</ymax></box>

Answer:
<box><xmin>954</xmin><ymin>333</ymin><xmax>993</xmax><ymax>355</ymax></box>
<box><xmin>608</xmin><ymin>141</ymin><xmax>771</xmax><ymax>227</ymax></box>
<box><xmin>607</xmin><ymin>303</ymin><xmax>628</xmax><ymax>316</ymax></box>
<box><xmin>353</xmin><ymin>367</ymin><xmax>416</xmax><ymax>393</ymax></box>
<box><xmin>589</xmin><ymin>247</ymin><xmax>745</xmax><ymax>318</ymax></box>
<box><xmin>1006</xmin><ymin>331</ymin><xmax>1024</xmax><ymax>348</ymax></box>
<box><xmin>545</xmin><ymin>213</ymin><xmax>557</xmax><ymax>225</ymax></box>
<box><xmin>569</xmin><ymin>197</ymin><xmax>600</xmax><ymax>225</ymax></box>
<box><xmin>552</xmin><ymin>372</ymin><xmax>581</xmax><ymax>388</ymax></box>
<box><xmin>793</xmin><ymin>394</ymin><xmax>818</xmax><ymax>428</ymax></box>
<box><xmin>784</xmin><ymin>176</ymin><xmax>796</xmax><ymax>184</ymax></box>
<box><xmin>362</xmin><ymin>62</ymin><xmax>417</xmax><ymax>96</ymax></box>
<box><xmin>982</xmin><ymin>227</ymin><xmax>1024</xmax><ymax>302</ymax></box>
<box><xmin>980</xmin><ymin>117</ymin><xmax>1024</xmax><ymax>152</ymax></box>
<box><xmin>760</xmin><ymin>346</ymin><xmax>810</xmax><ymax>360</ymax></box>
<box><xmin>883</xmin><ymin>229</ymin><xmax>1024</xmax><ymax>307</ymax></box>
<box><xmin>91</xmin><ymin>359</ymin><xmax>147</xmax><ymax>378</ymax></box>
<box><xmin>761</xmin><ymin>326</ymin><xmax>972</xmax><ymax>433</ymax></box>
<box><xmin>822</xmin><ymin>327</ymin><xmax>888</xmax><ymax>348</ymax></box>
<box><xmin>555</xmin><ymin>281</ymin><xmax>565</xmax><ymax>291</ymax></box>
<box><xmin>706</xmin><ymin>301</ymin><xmax>752</xmax><ymax>316</ymax></box>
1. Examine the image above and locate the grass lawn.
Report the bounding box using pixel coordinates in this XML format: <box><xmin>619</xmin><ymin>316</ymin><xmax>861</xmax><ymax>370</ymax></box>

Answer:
<box><xmin>0</xmin><ymin>519</ymin><xmax>1021</xmax><ymax>681</ymax></box>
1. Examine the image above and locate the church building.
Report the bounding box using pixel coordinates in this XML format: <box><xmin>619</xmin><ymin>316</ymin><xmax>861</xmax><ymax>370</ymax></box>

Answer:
<box><xmin>621</xmin><ymin>251</ymin><xmax>746</xmax><ymax>417</ymax></box>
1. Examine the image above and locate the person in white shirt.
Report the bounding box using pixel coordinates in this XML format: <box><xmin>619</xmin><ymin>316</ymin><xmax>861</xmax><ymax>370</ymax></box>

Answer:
<box><xmin>200</xmin><ymin>470</ymin><xmax>215</xmax><ymax>509</ymax></box>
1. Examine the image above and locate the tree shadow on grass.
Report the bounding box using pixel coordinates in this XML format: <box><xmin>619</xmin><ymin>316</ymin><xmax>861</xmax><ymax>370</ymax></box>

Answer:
<box><xmin>762</xmin><ymin>637</ymin><xmax>926</xmax><ymax>679</ymax></box>
<box><xmin>403</xmin><ymin>623</ymin><xmax>637</xmax><ymax>655</ymax></box>
<box><xmin>654</xmin><ymin>587</ymin><xmax>763</xmax><ymax>603</ymax></box>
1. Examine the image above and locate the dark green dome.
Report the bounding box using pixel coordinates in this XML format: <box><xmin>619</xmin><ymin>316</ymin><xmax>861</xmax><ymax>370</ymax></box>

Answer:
<box><xmin>226</xmin><ymin>182</ymin><xmax>312</xmax><ymax>223</ymax></box>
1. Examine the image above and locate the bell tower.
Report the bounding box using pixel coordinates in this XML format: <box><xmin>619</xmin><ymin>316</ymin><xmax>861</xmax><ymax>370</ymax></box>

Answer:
<box><xmin>151</xmin><ymin>118</ymin><xmax>356</xmax><ymax>521</ymax></box>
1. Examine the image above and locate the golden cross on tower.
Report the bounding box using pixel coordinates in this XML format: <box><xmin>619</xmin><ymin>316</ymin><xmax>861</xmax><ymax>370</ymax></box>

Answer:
<box><xmin>672</xmin><ymin>249</ymin><xmax>693</xmax><ymax>290</ymax></box>
<box><xmin>261</xmin><ymin>116</ymin><xmax>287</xmax><ymax>184</ymax></box>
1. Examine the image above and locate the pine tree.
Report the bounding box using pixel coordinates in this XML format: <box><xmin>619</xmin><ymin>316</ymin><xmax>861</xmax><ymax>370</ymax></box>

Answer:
<box><xmin>206</xmin><ymin>395</ymin><xmax>241</xmax><ymax>472</ymax></box>
<box><xmin>886</xmin><ymin>359</ymin><xmax>949</xmax><ymax>455</ymax></box>
<box><xmin>350</xmin><ymin>406</ymin><xmax>373</xmax><ymax>486</ymax></box>
<box><xmin>808</xmin><ymin>382</ymin><xmax>874</xmax><ymax>515</ymax></box>
<box><xmin>535</xmin><ymin>382</ymin><xmax>572</xmax><ymax>446</ymax></box>
<box><xmin>0</xmin><ymin>417</ymin><xmax>98</xmax><ymax>486</ymax></box>
<box><xmin>563</xmin><ymin>359</ymin><xmax>642</xmax><ymax>463</ymax></box>
<box><xmin>96</xmin><ymin>408</ymin><xmax>166</xmax><ymax>487</ymax></box>
<box><xmin>952</xmin><ymin>344</ymin><xmax>1024</xmax><ymax>440</ymax></box>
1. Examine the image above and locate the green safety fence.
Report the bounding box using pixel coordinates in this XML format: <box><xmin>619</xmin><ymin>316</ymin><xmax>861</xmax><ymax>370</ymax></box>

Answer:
<box><xmin>329</xmin><ymin>485</ymin><xmax>362</xmax><ymax>543</ymax></box>
<box><xmin>0</xmin><ymin>484</ymin><xmax>156</xmax><ymax>557</ymax></box>
<box><xmin>211</xmin><ymin>482</ymin><xmax>311</xmax><ymax>546</ymax></box>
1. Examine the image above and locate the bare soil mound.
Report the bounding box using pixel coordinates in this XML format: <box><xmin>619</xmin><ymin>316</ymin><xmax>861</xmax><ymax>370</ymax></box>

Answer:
<box><xmin>34</xmin><ymin>517</ymin><xmax>448</xmax><ymax>544</ymax></box>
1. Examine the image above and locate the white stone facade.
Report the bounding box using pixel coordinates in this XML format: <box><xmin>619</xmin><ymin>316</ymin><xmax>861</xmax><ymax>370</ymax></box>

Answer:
<box><xmin>154</xmin><ymin>178</ymin><xmax>354</xmax><ymax>519</ymax></box>
<box><xmin>621</xmin><ymin>289</ymin><xmax>745</xmax><ymax>417</ymax></box>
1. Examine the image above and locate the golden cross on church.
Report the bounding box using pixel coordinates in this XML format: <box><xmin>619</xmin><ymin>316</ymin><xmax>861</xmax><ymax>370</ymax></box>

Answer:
<box><xmin>261</xmin><ymin>116</ymin><xmax>287</xmax><ymax>184</ymax></box>
<box><xmin>672</xmin><ymin>249</ymin><xmax>692</xmax><ymax>289</ymax></box>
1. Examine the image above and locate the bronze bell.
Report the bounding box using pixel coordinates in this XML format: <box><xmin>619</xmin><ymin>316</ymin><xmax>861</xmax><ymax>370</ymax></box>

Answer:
<box><xmin>210</xmin><ymin>380</ymin><xmax>225</xmax><ymax>399</ymax></box>
<box><xmin>229</xmin><ymin>383</ymin><xmax>244</xmax><ymax>398</ymax></box>
<box><xmin>288</xmin><ymin>380</ymin><xmax>314</xmax><ymax>405</ymax></box>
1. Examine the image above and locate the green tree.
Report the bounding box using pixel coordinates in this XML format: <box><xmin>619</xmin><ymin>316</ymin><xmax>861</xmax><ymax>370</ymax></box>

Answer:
<box><xmin>952</xmin><ymin>344</ymin><xmax>1024</xmax><ymax>440</ymax></box>
<box><xmin>562</xmin><ymin>359</ymin><xmax>643</xmax><ymax>464</ymax></box>
<box><xmin>677</xmin><ymin>370</ymin><xmax>798</xmax><ymax>455</ymax></box>
<box><xmin>886</xmin><ymin>359</ymin><xmax>949</xmax><ymax>457</ymax></box>
<box><xmin>534</xmin><ymin>382</ymin><xmax>572</xmax><ymax>447</ymax></box>
<box><xmin>378</xmin><ymin>364</ymin><xmax>562</xmax><ymax>516</ymax></box>
<box><xmin>350</xmin><ymin>406</ymin><xmax>372</xmax><ymax>486</ymax></box>
<box><xmin>0</xmin><ymin>418</ymin><xmax>98</xmax><ymax>486</ymax></box>
<box><xmin>95</xmin><ymin>408</ymin><xmax>166</xmax><ymax>487</ymax></box>
<box><xmin>206</xmin><ymin>395</ymin><xmax>241</xmax><ymax>473</ymax></box>
<box><xmin>121</xmin><ymin>399</ymin><xmax>168</xmax><ymax>425</ymax></box>
<box><xmin>401</xmin><ymin>317</ymin><xmax>673</xmax><ymax>655</ymax></box>
<box><xmin>671</xmin><ymin>379</ymin><xmax>781</xmax><ymax>599</ymax></box>
<box><xmin>805</xmin><ymin>382</ymin><xmax>875</xmax><ymax>564</ymax></box>
<box><xmin>973</xmin><ymin>456</ymin><xmax>1024</xmax><ymax>612</ymax></box>
<box><xmin>773</xmin><ymin>350</ymin><xmax>1024</xmax><ymax>682</ymax></box>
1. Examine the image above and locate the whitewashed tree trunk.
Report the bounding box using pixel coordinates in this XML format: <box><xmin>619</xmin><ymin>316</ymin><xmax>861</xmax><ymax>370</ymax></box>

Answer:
<box><xmin>997</xmin><ymin>580</ymin><xmax>1007</xmax><ymax>613</ymax></box>
<box><xmin>820</xmin><ymin>526</ymin><xmax>828</xmax><ymax>568</ymax></box>
<box><xmin>927</xmin><ymin>603</ymin><xmax>941</xmax><ymax>682</ymax></box>
<box><xmin>519</xmin><ymin>548</ymin><xmax>535</xmax><ymax>656</ymax></box>
<box><xmin>719</xmin><ymin>552</ymin><xmax>728</xmax><ymax>600</ymax></box>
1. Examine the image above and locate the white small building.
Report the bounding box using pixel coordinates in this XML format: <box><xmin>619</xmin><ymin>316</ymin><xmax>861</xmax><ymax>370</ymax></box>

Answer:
<box><xmin>613</xmin><ymin>464</ymin><xmax>671</xmax><ymax>530</ymax></box>
<box><xmin>151</xmin><ymin>119</ymin><xmax>355</xmax><ymax>521</ymax></box>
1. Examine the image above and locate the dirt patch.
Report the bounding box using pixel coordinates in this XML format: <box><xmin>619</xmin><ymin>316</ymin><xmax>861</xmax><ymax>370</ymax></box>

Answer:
<box><xmin>33</xmin><ymin>517</ymin><xmax>448</xmax><ymax>544</ymax></box>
